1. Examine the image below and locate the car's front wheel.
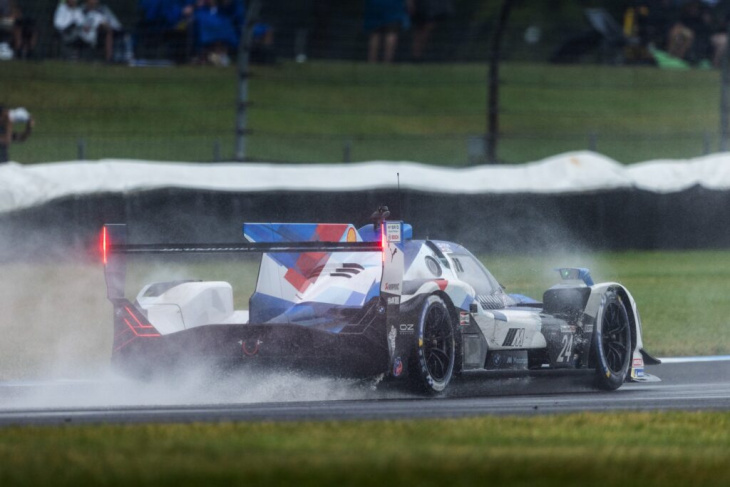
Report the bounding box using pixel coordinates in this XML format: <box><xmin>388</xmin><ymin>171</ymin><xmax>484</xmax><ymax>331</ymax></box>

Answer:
<box><xmin>411</xmin><ymin>295</ymin><xmax>456</xmax><ymax>394</ymax></box>
<box><xmin>593</xmin><ymin>290</ymin><xmax>632</xmax><ymax>390</ymax></box>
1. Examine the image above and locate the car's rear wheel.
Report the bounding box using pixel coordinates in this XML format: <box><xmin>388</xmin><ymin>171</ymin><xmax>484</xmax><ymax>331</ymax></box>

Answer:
<box><xmin>593</xmin><ymin>290</ymin><xmax>632</xmax><ymax>390</ymax></box>
<box><xmin>411</xmin><ymin>295</ymin><xmax>455</xmax><ymax>394</ymax></box>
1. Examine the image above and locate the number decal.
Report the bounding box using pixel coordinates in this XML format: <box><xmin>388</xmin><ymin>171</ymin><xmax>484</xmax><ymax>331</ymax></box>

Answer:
<box><xmin>558</xmin><ymin>334</ymin><xmax>574</xmax><ymax>363</ymax></box>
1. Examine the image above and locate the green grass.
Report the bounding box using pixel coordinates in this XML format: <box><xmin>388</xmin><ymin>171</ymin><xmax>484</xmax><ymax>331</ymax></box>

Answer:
<box><xmin>1</xmin><ymin>412</ymin><xmax>729</xmax><ymax>486</ymax></box>
<box><xmin>0</xmin><ymin>60</ymin><xmax>722</xmax><ymax>164</ymax></box>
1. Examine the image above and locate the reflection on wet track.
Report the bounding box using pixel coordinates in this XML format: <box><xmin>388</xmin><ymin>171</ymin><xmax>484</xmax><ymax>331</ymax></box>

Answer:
<box><xmin>0</xmin><ymin>360</ymin><xmax>728</xmax><ymax>425</ymax></box>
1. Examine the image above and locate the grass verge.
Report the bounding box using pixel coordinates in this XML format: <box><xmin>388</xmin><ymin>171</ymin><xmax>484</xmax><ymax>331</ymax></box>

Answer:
<box><xmin>0</xmin><ymin>60</ymin><xmax>722</xmax><ymax>164</ymax></box>
<box><xmin>1</xmin><ymin>412</ymin><xmax>729</xmax><ymax>486</ymax></box>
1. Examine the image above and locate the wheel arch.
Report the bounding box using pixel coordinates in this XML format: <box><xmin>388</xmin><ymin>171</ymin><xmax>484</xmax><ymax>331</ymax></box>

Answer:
<box><xmin>586</xmin><ymin>283</ymin><xmax>638</xmax><ymax>373</ymax></box>
<box><xmin>614</xmin><ymin>286</ymin><xmax>638</xmax><ymax>360</ymax></box>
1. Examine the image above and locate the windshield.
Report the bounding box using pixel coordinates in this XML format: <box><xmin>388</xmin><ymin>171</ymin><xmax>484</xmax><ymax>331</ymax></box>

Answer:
<box><xmin>449</xmin><ymin>253</ymin><xmax>501</xmax><ymax>296</ymax></box>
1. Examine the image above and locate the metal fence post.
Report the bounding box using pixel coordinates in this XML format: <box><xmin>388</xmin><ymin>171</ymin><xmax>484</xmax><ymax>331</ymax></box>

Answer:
<box><xmin>588</xmin><ymin>132</ymin><xmax>598</xmax><ymax>152</ymax></box>
<box><xmin>214</xmin><ymin>139</ymin><xmax>221</xmax><ymax>162</ymax></box>
<box><xmin>235</xmin><ymin>0</ymin><xmax>262</xmax><ymax>162</ymax></box>
<box><xmin>343</xmin><ymin>140</ymin><xmax>352</xmax><ymax>163</ymax></box>
<box><xmin>77</xmin><ymin>138</ymin><xmax>86</xmax><ymax>160</ymax></box>
<box><xmin>486</xmin><ymin>0</ymin><xmax>514</xmax><ymax>164</ymax></box>
<box><xmin>720</xmin><ymin>24</ymin><xmax>730</xmax><ymax>152</ymax></box>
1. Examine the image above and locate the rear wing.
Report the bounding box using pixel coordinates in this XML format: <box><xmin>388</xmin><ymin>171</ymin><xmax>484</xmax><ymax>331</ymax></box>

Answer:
<box><xmin>101</xmin><ymin>221</ymin><xmax>405</xmax><ymax>311</ymax></box>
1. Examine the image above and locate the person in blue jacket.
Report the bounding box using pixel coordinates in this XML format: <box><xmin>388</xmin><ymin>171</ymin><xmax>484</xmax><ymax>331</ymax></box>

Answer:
<box><xmin>193</xmin><ymin>0</ymin><xmax>239</xmax><ymax>65</ymax></box>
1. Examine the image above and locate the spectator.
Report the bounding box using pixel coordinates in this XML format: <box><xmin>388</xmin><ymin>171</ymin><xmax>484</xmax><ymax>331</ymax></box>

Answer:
<box><xmin>223</xmin><ymin>0</ymin><xmax>276</xmax><ymax>65</ymax></box>
<box><xmin>137</xmin><ymin>0</ymin><xmax>195</xmax><ymax>63</ymax></box>
<box><xmin>250</xmin><ymin>21</ymin><xmax>276</xmax><ymax>64</ymax></box>
<box><xmin>193</xmin><ymin>0</ymin><xmax>240</xmax><ymax>66</ymax></box>
<box><xmin>80</xmin><ymin>0</ymin><xmax>123</xmax><ymax>62</ymax></box>
<box><xmin>12</xmin><ymin>3</ymin><xmax>36</xmax><ymax>59</ymax></box>
<box><xmin>709</xmin><ymin>6</ymin><xmax>730</xmax><ymax>67</ymax></box>
<box><xmin>0</xmin><ymin>0</ymin><xmax>37</xmax><ymax>59</ymax></box>
<box><xmin>0</xmin><ymin>0</ymin><xmax>14</xmax><ymax>58</ymax></box>
<box><xmin>643</xmin><ymin>0</ymin><xmax>678</xmax><ymax>49</ymax></box>
<box><xmin>410</xmin><ymin>0</ymin><xmax>453</xmax><ymax>62</ymax></box>
<box><xmin>54</xmin><ymin>0</ymin><xmax>85</xmax><ymax>57</ymax></box>
<box><xmin>219</xmin><ymin>0</ymin><xmax>244</xmax><ymax>35</ymax></box>
<box><xmin>364</xmin><ymin>0</ymin><xmax>411</xmax><ymax>63</ymax></box>
<box><xmin>667</xmin><ymin>0</ymin><xmax>712</xmax><ymax>62</ymax></box>
<box><xmin>0</xmin><ymin>105</ymin><xmax>33</xmax><ymax>164</ymax></box>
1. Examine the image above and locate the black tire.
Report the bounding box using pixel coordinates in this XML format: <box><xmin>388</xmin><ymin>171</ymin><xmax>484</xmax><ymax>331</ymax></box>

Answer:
<box><xmin>593</xmin><ymin>290</ymin><xmax>632</xmax><ymax>391</ymax></box>
<box><xmin>411</xmin><ymin>295</ymin><xmax>456</xmax><ymax>394</ymax></box>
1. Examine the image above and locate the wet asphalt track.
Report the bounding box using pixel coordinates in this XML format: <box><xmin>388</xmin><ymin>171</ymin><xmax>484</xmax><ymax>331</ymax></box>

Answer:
<box><xmin>0</xmin><ymin>359</ymin><xmax>728</xmax><ymax>426</ymax></box>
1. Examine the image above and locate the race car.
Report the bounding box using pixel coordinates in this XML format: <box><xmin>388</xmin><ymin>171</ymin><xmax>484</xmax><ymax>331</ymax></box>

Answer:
<box><xmin>101</xmin><ymin>207</ymin><xmax>660</xmax><ymax>394</ymax></box>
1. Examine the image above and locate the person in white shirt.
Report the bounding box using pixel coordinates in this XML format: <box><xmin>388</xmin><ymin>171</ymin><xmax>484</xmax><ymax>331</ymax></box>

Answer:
<box><xmin>54</xmin><ymin>0</ymin><xmax>84</xmax><ymax>45</ymax></box>
<box><xmin>80</xmin><ymin>0</ymin><xmax>122</xmax><ymax>61</ymax></box>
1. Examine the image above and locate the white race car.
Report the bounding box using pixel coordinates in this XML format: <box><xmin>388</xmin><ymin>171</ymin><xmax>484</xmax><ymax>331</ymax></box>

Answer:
<box><xmin>102</xmin><ymin>207</ymin><xmax>659</xmax><ymax>394</ymax></box>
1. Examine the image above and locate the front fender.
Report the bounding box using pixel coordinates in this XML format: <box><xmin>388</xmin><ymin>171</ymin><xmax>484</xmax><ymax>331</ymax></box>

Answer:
<box><xmin>584</xmin><ymin>283</ymin><xmax>648</xmax><ymax>378</ymax></box>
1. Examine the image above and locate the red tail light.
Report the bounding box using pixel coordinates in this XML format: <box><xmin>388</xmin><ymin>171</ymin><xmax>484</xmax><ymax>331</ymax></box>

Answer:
<box><xmin>101</xmin><ymin>226</ymin><xmax>109</xmax><ymax>265</ymax></box>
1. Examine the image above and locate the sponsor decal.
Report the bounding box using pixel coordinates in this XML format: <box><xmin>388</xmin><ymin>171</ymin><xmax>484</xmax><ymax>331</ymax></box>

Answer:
<box><xmin>386</xmin><ymin>222</ymin><xmax>401</xmax><ymax>242</ymax></box>
<box><xmin>632</xmin><ymin>368</ymin><xmax>645</xmax><ymax>378</ymax></box>
<box><xmin>436</xmin><ymin>242</ymin><xmax>452</xmax><ymax>253</ymax></box>
<box><xmin>488</xmin><ymin>352</ymin><xmax>529</xmax><ymax>369</ymax></box>
<box><xmin>502</xmin><ymin>328</ymin><xmax>526</xmax><ymax>347</ymax></box>
<box><xmin>385</xmin><ymin>283</ymin><xmax>400</xmax><ymax>292</ymax></box>
<box><xmin>632</xmin><ymin>357</ymin><xmax>645</xmax><ymax>378</ymax></box>
<box><xmin>387</xmin><ymin>296</ymin><xmax>400</xmax><ymax>305</ymax></box>
<box><xmin>389</xmin><ymin>245</ymin><xmax>399</xmax><ymax>262</ymax></box>
<box><xmin>239</xmin><ymin>339</ymin><xmax>263</xmax><ymax>357</ymax></box>
<box><xmin>459</xmin><ymin>311</ymin><xmax>470</xmax><ymax>326</ymax></box>
<box><xmin>393</xmin><ymin>357</ymin><xmax>404</xmax><ymax>377</ymax></box>
<box><xmin>399</xmin><ymin>323</ymin><xmax>415</xmax><ymax>334</ymax></box>
<box><xmin>346</xmin><ymin>227</ymin><xmax>357</xmax><ymax>242</ymax></box>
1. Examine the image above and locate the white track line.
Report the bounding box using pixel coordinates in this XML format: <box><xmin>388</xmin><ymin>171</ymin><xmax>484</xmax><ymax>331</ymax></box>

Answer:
<box><xmin>657</xmin><ymin>355</ymin><xmax>730</xmax><ymax>364</ymax></box>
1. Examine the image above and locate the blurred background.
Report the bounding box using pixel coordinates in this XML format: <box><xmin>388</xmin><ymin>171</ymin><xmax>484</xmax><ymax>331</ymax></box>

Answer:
<box><xmin>2</xmin><ymin>0</ymin><xmax>728</xmax><ymax>165</ymax></box>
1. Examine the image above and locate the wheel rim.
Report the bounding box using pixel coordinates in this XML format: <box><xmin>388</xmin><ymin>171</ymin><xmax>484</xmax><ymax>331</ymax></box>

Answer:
<box><xmin>601</xmin><ymin>301</ymin><xmax>629</xmax><ymax>374</ymax></box>
<box><xmin>423</xmin><ymin>305</ymin><xmax>453</xmax><ymax>381</ymax></box>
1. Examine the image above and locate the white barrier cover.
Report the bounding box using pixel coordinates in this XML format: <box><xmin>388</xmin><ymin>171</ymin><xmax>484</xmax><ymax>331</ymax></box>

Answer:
<box><xmin>1</xmin><ymin>151</ymin><xmax>730</xmax><ymax>214</ymax></box>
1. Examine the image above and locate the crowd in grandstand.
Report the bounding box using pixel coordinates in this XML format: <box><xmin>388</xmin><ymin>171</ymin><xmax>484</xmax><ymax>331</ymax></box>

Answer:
<box><xmin>3</xmin><ymin>1</ymin><xmax>730</xmax><ymax>67</ymax></box>
<box><xmin>624</xmin><ymin>0</ymin><xmax>730</xmax><ymax>67</ymax></box>
<box><xmin>0</xmin><ymin>0</ymin><xmax>273</xmax><ymax>65</ymax></box>
<box><xmin>137</xmin><ymin>0</ymin><xmax>260</xmax><ymax>66</ymax></box>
